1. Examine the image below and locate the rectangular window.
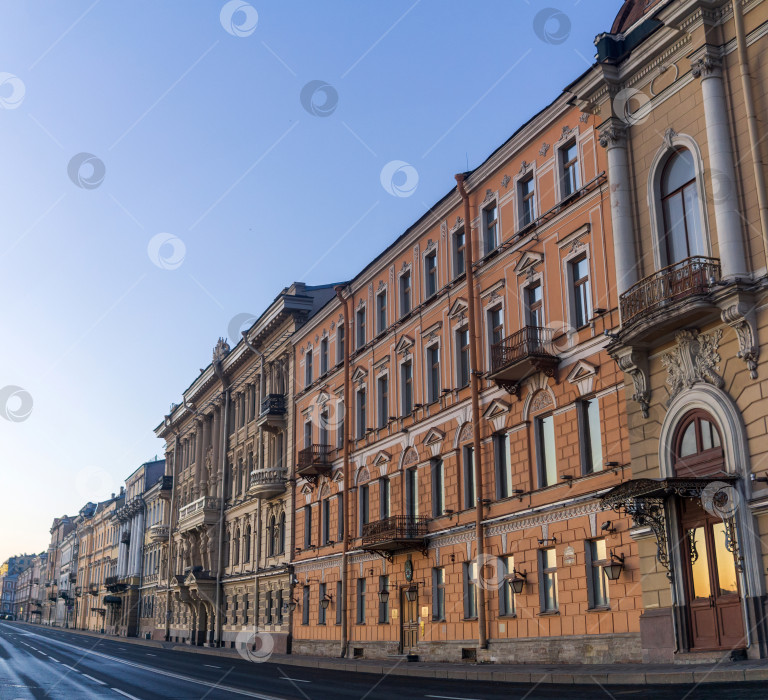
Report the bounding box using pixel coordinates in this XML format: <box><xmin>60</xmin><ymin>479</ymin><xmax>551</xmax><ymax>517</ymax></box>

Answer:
<box><xmin>425</xmin><ymin>251</ymin><xmax>437</xmax><ymax>298</ymax></box>
<box><xmin>356</xmin><ymin>578</ymin><xmax>366</xmax><ymax>624</ymax></box>
<box><xmin>376</xmin><ymin>291</ymin><xmax>387</xmax><ymax>334</ymax></box>
<box><xmin>539</xmin><ymin>548</ymin><xmax>559</xmax><ymax>612</ymax></box>
<box><xmin>579</xmin><ymin>398</ymin><xmax>603</xmax><ymax>475</ymax></box>
<box><xmin>336</xmin><ymin>580</ymin><xmax>343</xmax><ymax>625</ymax></box>
<box><xmin>561</xmin><ymin>141</ymin><xmax>580</xmax><ymax>197</ymax></box>
<box><xmin>303</xmin><ymin>506</ymin><xmax>312</xmax><ymax>548</ymax></box>
<box><xmin>305</xmin><ymin>350</ymin><xmax>313</xmax><ymax>386</ymax></box>
<box><xmin>356</xmin><ymin>308</ymin><xmax>366</xmax><ymax>349</ymax></box>
<box><xmin>377</xmin><ymin>375</ymin><xmax>388</xmax><ymax>429</ymax></box>
<box><xmin>500</xmin><ymin>555</ymin><xmax>515</xmax><ymax>616</ymax></box>
<box><xmin>322</xmin><ymin>498</ymin><xmax>330</xmax><ymax>544</ymax></box>
<box><xmin>405</xmin><ymin>467</ymin><xmax>418</xmax><ymax>519</ymax></box>
<box><xmin>320</xmin><ymin>338</ymin><xmax>329</xmax><ymax>375</ymax></box>
<box><xmin>337</xmin><ymin>493</ymin><xmax>344</xmax><ymax>541</ymax></box>
<box><xmin>319</xmin><ymin>409</ymin><xmax>328</xmax><ymax>448</ymax></box>
<box><xmin>337</xmin><ymin>412</ymin><xmax>344</xmax><ymax>449</ymax></box>
<box><xmin>302</xmin><ymin>585</ymin><xmax>310</xmax><ymax>625</ymax></box>
<box><xmin>431</xmin><ymin>458</ymin><xmax>444</xmax><ymax>517</ymax></box>
<box><xmin>318</xmin><ymin>582</ymin><xmax>327</xmax><ymax>625</ymax></box>
<box><xmin>304</xmin><ymin>420</ymin><xmax>312</xmax><ymax>449</ymax></box>
<box><xmin>401</xmin><ymin>361</ymin><xmax>413</xmax><ymax>416</ymax></box>
<box><xmin>488</xmin><ymin>306</ymin><xmax>504</xmax><ymax>349</ymax></box>
<box><xmin>587</xmin><ymin>539</ymin><xmax>610</xmax><ymax>608</ymax></box>
<box><xmin>519</xmin><ymin>174</ymin><xmax>535</xmax><ymax>228</ymax></box>
<box><xmin>427</xmin><ymin>345</ymin><xmax>440</xmax><ymax>403</ymax></box>
<box><xmin>494</xmin><ymin>432</ymin><xmax>512</xmax><ymax>499</ymax></box>
<box><xmin>379</xmin><ymin>478</ymin><xmax>390</xmax><ymax>519</ymax></box>
<box><xmin>571</xmin><ymin>255</ymin><xmax>591</xmax><ymax>328</ymax></box>
<box><xmin>265</xmin><ymin>591</ymin><xmax>272</xmax><ymax>624</ymax></box>
<box><xmin>525</xmin><ymin>282</ymin><xmax>543</xmax><ymax>327</ymax></box>
<box><xmin>456</xmin><ymin>327</ymin><xmax>469</xmax><ymax>389</ymax></box>
<box><xmin>276</xmin><ymin>590</ymin><xmax>283</xmax><ymax>624</ymax></box>
<box><xmin>337</xmin><ymin>323</ymin><xmax>345</xmax><ymax>364</ymax></box>
<box><xmin>463</xmin><ymin>561</ymin><xmax>478</xmax><ymax>619</ymax></box>
<box><xmin>483</xmin><ymin>203</ymin><xmax>498</xmax><ymax>255</ymax></box>
<box><xmin>356</xmin><ymin>388</ymin><xmax>366</xmax><ymax>439</ymax></box>
<box><xmin>463</xmin><ymin>445</ymin><xmax>476</xmax><ymax>509</ymax></box>
<box><xmin>400</xmin><ymin>271</ymin><xmax>411</xmax><ymax>317</ymax></box>
<box><xmin>359</xmin><ymin>484</ymin><xmax>369</xmax><ymax>536</ymax></box>
<box><xmin>453</xmin><ymin>228</ymin><xmax>466</xmax><ymax>278</ymax></box>
<box><xmin>432</xmin><ymin>568</ymin><xmax>445</xmax><ymax>621</ymax></box>
<box><xmin>535</xmin><ymin>415</ymin><xmax>557</xmax><ymax>487</ymax></box>
<box><xmin>378</xmin><ymin>575</ymin><xmax>389</xmax><ymax>623</ymax></box>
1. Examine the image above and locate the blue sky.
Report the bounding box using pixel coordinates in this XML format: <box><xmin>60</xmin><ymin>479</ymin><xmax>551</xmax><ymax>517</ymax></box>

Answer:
<box><xmin>0</xmin><ymin>0</ymin><xmax>619</xmax><ymax>560</ymax></box>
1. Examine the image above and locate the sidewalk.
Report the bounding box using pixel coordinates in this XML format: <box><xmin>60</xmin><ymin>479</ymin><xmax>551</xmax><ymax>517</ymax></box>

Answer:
<box><xmin>17</xmin><ymin>622</ymin><xmax>768</xmax><ymax>686</ymax></box>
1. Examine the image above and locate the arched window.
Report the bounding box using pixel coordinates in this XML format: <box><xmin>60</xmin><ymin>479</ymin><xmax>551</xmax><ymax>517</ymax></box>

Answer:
<box><xmin>660</xmin><ymin>148</ymin><xmax>704</xmax><ymax>265</ymax></box>
<box><xmin>234</xmin><ymin>528</ymin><xmax>240</xmax><ymax>565</ymax></box>
<box><xmin>244</xmin><ymin>524</ymin><xmax>251</xmax><ymax>563</ymax></box>
<box><xmin>268</xmin><ymin>515</ymin><xmax>276</xmax><ymax>557</ymax></box>
<box><xmin>224</xmin><ymin>529</ymin><xmax>231</xmax><ymax>567</ymax></box>
<box><xmin>279</xmin><ymin>512</ymin><xmax>286</xmax><ymax>554</ymax></box>
<box><xmin>673</xmin><ymin>410</ymin><xmax>724</xmax><ymax>478</ymax></box>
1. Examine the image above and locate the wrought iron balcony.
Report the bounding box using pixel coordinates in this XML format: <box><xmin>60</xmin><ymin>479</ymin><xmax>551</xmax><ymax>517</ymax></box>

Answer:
<box><xmin>248</xmin><ymin>466</ymin><xmax>288</xmax><ymax>499</ymax></box>
<box><xmin>88</xmin><ymin>583</ymin><xmax>99</xmax><ymax>594</ymax></box>
<box><xmin>489</xmin><ymin>325</ymin><xmax>558</xmax><ymax>394</ymax></box>
<box><xmin>149</xmin><ymin>524</ymin><xmax>169</xmax><ymax>542</ymax></box>
<box><xmin>297</xmin><ymin>444</ymin><xmax>332</xmax><ymax>479</ymax></box>
<box><xmin>619</xmin><ymin>256</ymin><xmax>721</xmax><ymax>330</ymax></box>
<box><xmin>361</xmin><ymin>515</ymin><xmax>430</xmax><ymax>560</ymax></box>
<box><xmin>158</xmin><ymin>474</ymin><xmax>173</xmax><ymax>500</ymax></box>
<box><xmin>178</xmin><ymin>496</ymin><xmax>220</xmax><ymax>532</ymax></box>
<box><xmin>256</xmin><ymin>393</ymin><xmax>287</xmax><ymax>433</ymax></box>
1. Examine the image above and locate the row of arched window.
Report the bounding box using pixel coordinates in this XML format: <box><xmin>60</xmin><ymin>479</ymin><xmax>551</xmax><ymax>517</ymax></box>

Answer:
<box><xmin>224</xmin><ymin>512</ymin><xmax>287</xmax><ymax>567</ymax></box>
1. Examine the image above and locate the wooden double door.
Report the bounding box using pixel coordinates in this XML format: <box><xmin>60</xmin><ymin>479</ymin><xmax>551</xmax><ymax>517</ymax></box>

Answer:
<box><xmin>680</xmin><ymin>499</ymin><xmax>745</xmax><ymax>651</ymax></box>
<box><xmin>400</xmin><ymin>588</ymin><xmax>418</xmax><ymax>653</ymax></box>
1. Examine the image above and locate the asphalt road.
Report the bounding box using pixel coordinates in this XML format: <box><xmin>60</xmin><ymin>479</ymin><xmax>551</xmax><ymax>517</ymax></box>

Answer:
<box><xmin>0</xmin><ymin>621</ymin><xmax>766</xmax><ymax>699</ymax></box>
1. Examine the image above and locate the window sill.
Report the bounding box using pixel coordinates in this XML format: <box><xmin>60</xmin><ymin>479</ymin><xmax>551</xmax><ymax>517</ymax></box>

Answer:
<box><xmin>463</xmin><ymin>616</ymin><xmax>478</xmax><ymax>621</ymax></box>
<box><xmin>537</xmin><ymin>610</ymin><xmax>560</xmax><ymax>617</ymax></box>
<box><xmin>587</xmin><ymin>606</ymin><xmax>611</xmax><ymax>613</ymax></box>
<box><xmin>432</xmin><ymin>617</ymin><xmax>445</xmax><ymax>623</ymax></box>
<box><xmin>498</xmin><ymin>614</ymin><xmax>517</xmax><ymax>619</ymax></box>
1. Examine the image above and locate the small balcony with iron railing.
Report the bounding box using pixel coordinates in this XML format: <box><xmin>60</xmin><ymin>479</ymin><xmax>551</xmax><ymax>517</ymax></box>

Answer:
<box><xmin>488</xmin><ymin>325</ymin><xmax>559</xmax><ymax>394</ymax></box>
<box><xmin>297</xmin><ymin>444</ymin><xmax>332</xmax><ymax>480</ymax></box>
<box><xmin>361</xmin><ymin>515</ymin><xmax>430</xmax><ymax>560</ymax></box>
<box><xmin>158</xmin><ymin>474</ymin><xmax>173</xmax><ymax>500</ymax></box>
<box><xmin>178</xmin><ymin>496</ymin><xmax>220</xmax><ymax>532</ymax></box>
<box><xmin>88</xmin><ymin>582</ymin><xmax>99</xmax><ymax>595</ymax></box>
<box><xmin>256</xmin><ymin>394</ymin><xmax>287</xmax><ymax>433</ymax></box>
<box><xmin>149</xmin><ymin>525</ymin><xmax>169</xmax><ymax>542</ymax></box>
<box><xmin>248</xmin><ymin>466</ymin><xmax>288</xmax><ymax>500</ymax></box>
<box><xmin>618</xmin><ymin>256</ymin><xmax>722</xmax><ymax>341</ymax></box>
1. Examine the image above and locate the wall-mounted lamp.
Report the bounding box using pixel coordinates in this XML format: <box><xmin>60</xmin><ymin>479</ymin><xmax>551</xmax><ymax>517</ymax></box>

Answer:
<box><xmin>600</xmin><ymin>521</ymin><xmax>616</xmax><ymax>535</ymax></box>
<box><xmin>320</xmin><ymin>593</ymin><xmax>333</xmax><ymax>609</ymax></box>
<box><xmin>480</xmin><ymin>498</ymin><xmax>492</xmax><ymax>508</ymax></box>
<box><xmin>750</xmin><ymin>473</ymin><xmax>768</xmax><ymax>485</ymax></box>
<box><xmin>603</xmin><ymin>552</ymin><xmax>625</xmax><ymax>581</ymax></box>
<box><xmin>537</xmin><ymin>536</ymin><xmax>557</xmax><ymax>545</ymax></box>
<box><xmin>605</xmin><ymin>461</ymin><xmax>620</xmax><ymax>468</ymax></box>
<box><xmin>444</xmin><ymin>508</ymin><xmax>455</xmax><ymax>521</ymax></box>
<box><xmin>378</xmin><ymin>588</ymin><xmax>390</xmax><ymax>604</ymax></box>
<box><xmin>593</xmin><ymin>307</ymin><xmax>606</xmax><ymax>315</ymax></box>
<box><xmin>560</xmin><ymin>475</ymin><xmax>574</xmax><ymax>487</ymax></box>
<box><xmin>288</xmin><ymin>598</ymin><xmax>299</xmax><ymax>612</ymax></box>
<box><xmin>449</xmin><ymin>553</ymin><xmax>455</xmax><ymax>564</ymax></box>
<box><xmin>404</xmin><ymin>585</ymin><xmax>418</xmax><ymax>602</ymax></box>
<box><xmin>507</xmin><ymin>568</ymin><xmax>528</xmax><ymax>595</ymax></box>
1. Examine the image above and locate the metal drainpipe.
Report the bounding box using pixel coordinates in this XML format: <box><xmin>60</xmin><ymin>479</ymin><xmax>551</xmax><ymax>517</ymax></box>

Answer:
<box><xmin>733</xmin><ymin>0</ymin><xmax>768</xmax><ymax>267</ymax></box>
<box><xmin>212</xmin><ymin>361</ymin><xmax>230</xmax><ymax>648</ymax></box>
<box><xmin>164</xmin><ymin>423</ymin><xmax>179</xmax><ymax>641</ymax></box>
<box><xmin>456</xmin><ymin>173</ymin><xmax>488</xmax><ymax>650</ymax></box>
<box><xmin>335</xmin><ymin>285</ymin><xmax>352</xmax><ymax>658</ymax></box>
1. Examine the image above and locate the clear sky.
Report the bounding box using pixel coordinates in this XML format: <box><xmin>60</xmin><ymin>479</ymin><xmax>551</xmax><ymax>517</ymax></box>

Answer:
<box><xmin>0</xmin><ymin>0</ymin><xmax>619</xmax><ymax>561</ymax></box>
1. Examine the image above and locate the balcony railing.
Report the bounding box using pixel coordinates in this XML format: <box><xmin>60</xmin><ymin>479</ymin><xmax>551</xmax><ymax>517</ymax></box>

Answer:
<box><xmin>249</xmin><ymin>466</ymin><xmax>288</xmax><ymax>499</ymax></box>
<box><xmin>149</xmin><ymin>525</ymin><xmax>169</xmax><ymax>542</ymax></box>
<box><xmin>297</xmin><ymin>444</ymin><xmax>332</xmax><ymax>478</ymax></box>
<box><xmin>159</xmin><ymin>474</ymin><xmax>173</xmax><ymax>499</ymax></box>
<box><xmin>178</xmin><ymin>496</ymin><xmax>220</xmax><ymax>525</ymax></box>
<box><xmin>619</xmin><ymin>256</ymin><xmax>721</xmax><ymax>327</ymax></box>
<box><xmin>88</xmin><ymin>583</ymin><xmax>99</xmax><ymax>594</ymax></box>
<box><xmin>489</xmin><ymin>325</ymin><xmax>559</xmax><ymax>393</ymax></box>
<box><xmin>143</xmin><ymin>572</ymin><xmax>159</xmax><ymax>584</ymax></box>
<box><xmin>260</xmin><ymin>394</ymin><xmax>286</xmax><ymax>416</ymax></box>
<box><xmin>361</xmin><ymin>515</ymin><xmax>430</xmax><ymax>555</ymax></box>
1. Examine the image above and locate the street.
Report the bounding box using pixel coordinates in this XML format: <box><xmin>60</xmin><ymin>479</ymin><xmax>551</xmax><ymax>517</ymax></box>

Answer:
<box><xmin>0</xmin><ymin>621</ymin><xmax>765</xmax><ymax>699</ymax></box>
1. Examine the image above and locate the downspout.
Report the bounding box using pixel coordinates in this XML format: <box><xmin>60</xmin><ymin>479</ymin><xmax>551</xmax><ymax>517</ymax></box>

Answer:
<box><xmin>456</xmin><ymin>173</ymin><xmax>488</xmax><ymax>650</ymax></box>
<box><xmin>734</xmin><ymin>0</ymin><xmax>768</xmax><ymax>267</ymax></box>
<box><xmin>335</xmin><ymin>285</ymin><xmax>352</xmax><ymax>658</ymax></box>
<box><xmin>164</xmin><ymin>419</ymin><xmax>179</xmax><ymax>642</ymax></box>
<box><xmin>213</xmin><ymin>361</ymin><xmax>230</xmax><ymax>647</ymax></box>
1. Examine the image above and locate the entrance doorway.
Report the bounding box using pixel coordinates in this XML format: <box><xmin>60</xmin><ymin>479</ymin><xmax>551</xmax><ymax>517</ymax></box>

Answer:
<box><xmin>400</xmin><ymin>587</ymin><xmax>418</xmax><ymax>653</ymax></box>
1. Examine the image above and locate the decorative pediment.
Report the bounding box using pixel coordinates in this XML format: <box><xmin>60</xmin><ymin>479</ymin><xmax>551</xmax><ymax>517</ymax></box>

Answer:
<box><xmin>395</xmin><ymin>335</ymin><xmax>414</xmax><ymax>357</ymax></box>
<box><xmin>457</xmin><ymin>422</ymin><xmax>473</xmax><ymax>444</ymax></box>
<box><xmin>483</xmin><ymin>188</ymin><xmax>495</xmax><ymax>203</ymax></box>
<box><xmin>449</xmin><ymin>298</ymin><xmax>468</xmax><ymax>319</ymax></box>
<box><xmin>316</xmin><ymin>390</ymin><xmax>331</xmax><ymax>406</ymax></box>
<box><xmin>402</xmin><ymin>446</ymin><xmax>419</xmax><ymax>468</ymax></box>
<box><xmin>352</xmin><ymin>367</ymin><xmax>368</xmax><ymax>386</ymax></box>
<box><xmin>372</xmin><ymin>451</ymin><xmax>390</xmax><ymax>468</ymax></box>
<box><xmin>423</xmin><ymin>427</ymin><xmax>445</xmax><ymax>447</ymax></box>
<box><xmin>515</xmin><ymin>251</ymin><xmax>543</xmax><ymax>275</ymax></box>
<box><xmin>483</xmin><ymin>399</ymin><xmax>511</xmax><ymax>432</ymax></box>
<box><xmin>566</xmin><ymin>360</ymin><xmax>598</xmax><ymax>396</ymax></box>
<box><xmin>355</xmin><ymin>466</ymin><xmax>371</xmax><ymax>485</ymax></box>
<box><xmin>422</xmin><ymin>322</ymin><xmax>442</xmax><ymax>341</ymax></box>
<box><xmin>661</xmin><ymin>329</ymin><xmax>723</xmax><ymax>405</ymax></box>
<box><xmin>451</xmin><ymin>216</ymin><xmax>464</xmax><ymax>232</ymax></box>
<box><xmin>425</xmin><ymin>238</ymin><xmax>436</xmax><ymax>253</ymax></box>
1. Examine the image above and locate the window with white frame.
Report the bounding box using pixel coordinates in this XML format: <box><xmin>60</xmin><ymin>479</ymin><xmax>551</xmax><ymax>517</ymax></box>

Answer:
<box><xmin>488</xmin><ymin>305</ymin><xmax>504</xmax><ymax>352</ymax></box>
<box><xmin>337</xmin><ymin>322</ymin><xmax>345</xmax><ymax>364</ymax></box>
<box><xmin>401</xmin><ymin>360</ymin><xmax>413</xmax><ymax>416</ymax></box>
<box><xmin>483</xmin><ymin>201</ymin><xmax>499</xmax><ymax>255</ymax></box>
<box><xmin>578</xmin><ymin>398</ymin><xmax>603</xmax><ymax>475</ymax></box>
<box><xmin>356</xmin><ymin>307</ymin><xmax>366</xmax><ymax>349</ymax></box>
<box><xmin>524</xmin><ymin>281</ymin><xmax>543</xmax><ymax>327</ymax></box>
<box><xmin>376</xmin><ymin>290</ymin><xmax>387</xmax><ymax>334</ymax></box>
<box><xmin>320</xmin><ymin>337</ymin><xmax>329</xmax><ymax>375</ymax></box>
<box><xmin>494</xmin><ymin>432</ymin><xmax>512</xmax><ymax>499</ymax></box>
<box><xmin>456</xmin><ymin>326</ymin><xmax>469</xmax><ymax>388</ymax></box>
<box><xmin>426</xmin><ymin>344</ymin><xmax>440</xmax><ymax>403</ymax></box>
<box><xmin>500</xmin><ymin>554</ymin><xmax>515</xmax><ymax>616</ymax></box>
<box><xmin>535</xmin><ymin>414</ymin><xmax>557</xmax><ymax>487</ymax></box>
<box><xmin>539</xmin><ymin>548</ymin><xmax>558</xmax><ymax>612</ymax></box>
<box><xmin>431</xmin><ymin>458</ymin><xmax>444</xmax><ymax>517</ymax></box>
<box><xmin>425</xmin><ymin>250</ymin><xmax>437</xmax><ymax>298</ymax></box>
<box><xmin>356</xmin><ymin>387</ymin><xmax>366</xmax><ymax>439</ymax></box>
<box><xmin>305</xmin><ymin>349</ymin><xmax>313</xmax><ymax>386</ymax></box>
<box><xmin>519</xmin><ymin>174</ymin><xmax>536</xmax><ymax>228</ymax></box>
<box><xmin>463</xmin><ymin>561</ymin><xmax>478</xmax><ymax>619</ymax></box>
<box><xmin>400</xmin><ymin>270</ymin><xmax>411</xmax><ymax>317</ymax></box>
<box><xmin>570</xmin><ymin>254</ymin><xmax>591</xmax><ymax>328</ymax></box>
<box><xmin>376</xmin><ymin>374</ymin><xmax>388</xmax><ymax>428</ymax></box>
<box><xmin>453</xmin><ymin>227</ymin><xmax>466</xmax><ymax>278</ymax></box>
<box><xmin>560</xmin><ymin>141</ymin><xmax>580</xmax><ymax>198</ymax></box>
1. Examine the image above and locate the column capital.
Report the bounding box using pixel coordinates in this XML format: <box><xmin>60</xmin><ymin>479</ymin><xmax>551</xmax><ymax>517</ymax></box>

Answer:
<box><xmin>690</xmin><ymin>45</ymin><xmax>722</xmax><ymax>80</ymax></box>
<box><xmin>598</xmin><ymin>119</ymin><xmax>628</xmax><ymax>149</ymax></box>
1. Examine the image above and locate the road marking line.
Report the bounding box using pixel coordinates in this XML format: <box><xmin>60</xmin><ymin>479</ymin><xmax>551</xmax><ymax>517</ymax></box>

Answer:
<box><xmin>280</xmin><ymin>678</ymin><xmax>311</xmax><ymax>683</ymax></box>
<box><xmin>146</xmin><ymin>653</ymin><xmax>156</xmax><ymax>656</ymax></box>
<box><xmin>63</xmin><ymin>664</ymin><xmax>79</xmax><ymax>671</ymax></box>
<box><xmin>112</xmin><ymin>690</ymin><xmax>141</xmax><ymax>700</ymax></box>
<box><xmin>425</xmin><ymin>696</ymin><xmax>483</xmax><ymax>700</ymax></box>
<box><xmin>82</xmin><ymin>673</ymin><xmax>106</xmax><ymax>685</ymax></box>
<box><xmin>50</xmin><ymin>657</ymin><xmax>60</xmax><ymax>662</ymax></box>
<box><xmin>204</xmin><ymin>664</ymin><xmax>221</xmax><ymax>668</ymax></box>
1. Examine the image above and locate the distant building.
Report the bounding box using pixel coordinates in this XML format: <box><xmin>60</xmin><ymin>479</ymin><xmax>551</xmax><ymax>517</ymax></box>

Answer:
<box><xmin>0</xmin><ymin>555</ymin><xmax>36</xmax><ymax>617</ymax></box>
<box><xmin>15</xmin><ymin>554</ymin><xmax>47</xmax><ymax>621</ymax></box>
